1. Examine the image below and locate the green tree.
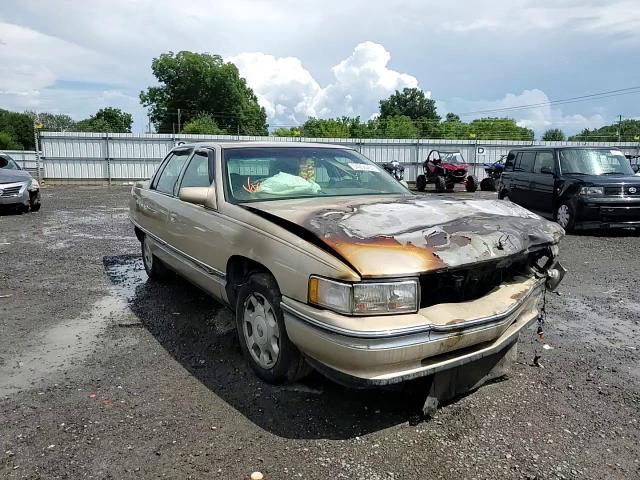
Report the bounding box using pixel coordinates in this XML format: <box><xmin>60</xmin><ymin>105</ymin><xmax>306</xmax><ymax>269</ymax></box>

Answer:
<box><xmin>379</xmin><ymin>88</ymin><xmax>439</xmax><ymax>137</ymax></box>
<box><xmin>0</xmin><ymin>109</ymin><xmax>35</xmax><ymax>149</ymax></box>
<box><xmin>140</xmin><ymin>51</ymin><xmax>268</xmax><ymax>135</ymax></box>
<box><xmin>73</xmin><ymin>107</ymin><xmax>133</xmax><ymax>133</ymax></box>
<box><xmin>438</xmin><ymin>112</ymin><xmax>469</xmax><ymax>139</ymax></box>
<box><xmin>569</xmin><ymin>119</ymin><xmax>640</xmax><ymax>142</ymax></box>
<box><xmin>542</xmin><ymin>128</ymin><xmax>566</xmax><ymax>141</ymax></box>
<box><xmin>378</xmin><ymin>115</ymin><xmax>418</xmax><ymax>138</ymax></box>
<box><xmin>273</xmin><ymin>127</ymin><xmax>301</xmax><ymax>137</ymax></box>
<box><xmin>467</xmin><ymin>117</ymin><xmax>533</xmax><ymax>140</ymax></box>
<box><xmin>27</xmin><ymin>112</ymin><xmax>76</xmax><ymax>132</ymax></box>
<box><xmin>300</xmin><ymin>117</ymin><xmax>351</xmax><ymax>137</ymax></box>
<box><xmin>0</xmin><ymin>131</ymin><xmax>21</xmax><ymax>150</ymax></box>
<box><xmin>182</xmin><ymin>113</ymin><xmax>226</xmax><ymax>134</ymax></box>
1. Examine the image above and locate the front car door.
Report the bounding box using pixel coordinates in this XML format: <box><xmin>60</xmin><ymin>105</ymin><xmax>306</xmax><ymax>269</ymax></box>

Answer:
<box><xmin>529</xmin><ymin>150</ymin><xmax>557</xmax><ymax>215</ymax></box>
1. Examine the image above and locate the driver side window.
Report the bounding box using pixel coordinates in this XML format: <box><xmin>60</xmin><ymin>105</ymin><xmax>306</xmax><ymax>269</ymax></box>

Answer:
<box><xmin>154</xmin><ymin>149</ymin><xmax>191</xmax><ymax>195</ymax></box>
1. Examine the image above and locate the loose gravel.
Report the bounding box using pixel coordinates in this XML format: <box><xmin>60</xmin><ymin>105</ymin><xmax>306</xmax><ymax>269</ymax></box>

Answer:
<box><xmin>1</xmin><ymin>186</ymin><xmax>638</xmax><ymax>479</ymax></box>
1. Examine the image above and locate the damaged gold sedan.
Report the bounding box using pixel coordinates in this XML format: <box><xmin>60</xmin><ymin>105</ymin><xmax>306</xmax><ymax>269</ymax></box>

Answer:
<box><xmin>130</xmin><ymin>142</ymin><xmax>565</xmax><ymax>409</ymax></box>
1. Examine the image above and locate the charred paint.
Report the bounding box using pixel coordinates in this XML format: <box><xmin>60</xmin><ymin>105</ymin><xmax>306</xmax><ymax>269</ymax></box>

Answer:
<box><xmin>245</xmin><ymin>195</ymin><xmax>564</xmax><ymax>277</ymax></box>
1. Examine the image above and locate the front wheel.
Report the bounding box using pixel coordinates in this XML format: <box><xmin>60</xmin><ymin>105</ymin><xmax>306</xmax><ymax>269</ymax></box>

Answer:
<box><xmin>415</xmin><ymin>174</ymin><xmax>427</xmax><ymax>192</ymax></box>
<box><xmin>435</xmin><ymin>176</ymin><xmax>446</xmax><ymax>193</ymax></box>
<box><xmin>554</xmin><ymin>202</ymin><xmax>575</xmax><ymax>232</ymax></box>
<box><xmin>465</xmin><ymin>175</ymin><xmax>478</xmax><ymax>192</ymax></box>
<box><xmin>236</xmin><ymin>273</ymin><xmax>309</xmax><ymax>384</ymax></box>
<box><xmin>480</xmin><ymin>177</ymin><xmax>496</xmax><ymax>191</ymax></box>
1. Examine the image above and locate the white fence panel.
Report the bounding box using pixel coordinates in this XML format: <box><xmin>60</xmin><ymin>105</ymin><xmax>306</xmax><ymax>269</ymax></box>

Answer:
<box><xmin>38</xmin><ymin>131</ymin><xmax>640</xmax><ymax>183</ymax></box>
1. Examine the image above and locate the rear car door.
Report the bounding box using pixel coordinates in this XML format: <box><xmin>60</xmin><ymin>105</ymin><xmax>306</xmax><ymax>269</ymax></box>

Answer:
<box><xmin>137</xmin><ymin>148</ymin><xmax>192</xmax><ymax>241</ymax></box>
<box><xmin>508</xmin><ymin>151</ymin><xmax>535</xmax><ymax>207</ymax></box>
<box><xmin>529</xmin><ymin>150</ymin><xmax>556</xmax><ymax>215</ymax></box>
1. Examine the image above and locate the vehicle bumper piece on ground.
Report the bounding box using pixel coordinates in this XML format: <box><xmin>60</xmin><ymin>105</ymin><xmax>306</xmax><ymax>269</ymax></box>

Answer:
<box><xmin>281</xmin><ymin>277</ymin><xmax>545</xmax><ymax>386</ymax></box>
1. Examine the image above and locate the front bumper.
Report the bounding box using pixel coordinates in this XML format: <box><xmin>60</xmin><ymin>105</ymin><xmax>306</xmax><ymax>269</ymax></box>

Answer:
<box><xmin>576</xmin><ymin>196</ymin><xmax>640</xmax><ymax>228</ymax></box>
<box><xmin>0</xmin><ymin>181</ymin><xmax>31</xmax><ymax>207</ymax></box>
<box><xmin>282</xmin><ymin>276</ymin><xmax>546</xmax><ymax>386</ymax></box>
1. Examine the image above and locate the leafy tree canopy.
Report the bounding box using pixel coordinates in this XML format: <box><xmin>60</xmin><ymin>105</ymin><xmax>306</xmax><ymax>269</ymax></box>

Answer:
<box><xmin>140</xmin><ymin>51</ymin><xmax>268</xmax><ymax>135</ymax></box>
<box><xmin>379</xmin><ymin>88</ymin><xmax>440</xmax><ymax>122</ymax></box>
<box><xmin>0</xmin><ymin>109</ymin><xmax>35</xmax><ymax>149</ymax></box>
<box><xmin>542</xmin><ymin>128</ymin><xmax>566</xmax><ymax>141</ymax></box>
<box><xmin>569</xmin><ymin>119</ymin><xmax>640</xmax><ymax>142</ymax></box>
<box><xmin>0</xmin><ymin>131</ymin><xmax>22</xmax><ymax>150</ymax></box>
<box><xmin>71</xmin><ymin>107</ymin><xmax>133</xmax><ymax>133</ymax></box>
<box><xmin>182</xmin><ymin>113</ymin><xmax>226</xmax><ymax>135</ymax></box>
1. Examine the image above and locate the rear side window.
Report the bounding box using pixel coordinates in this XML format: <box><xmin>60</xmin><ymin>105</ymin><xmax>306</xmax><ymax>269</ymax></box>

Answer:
<box><xmin>155</xmin><ymin>150</ymin><xmax>191</xmax><ymax>195</ymax></box>
<box><xmin>533</xmin><ymin>151</ymin><xmax>555</xmax><ymax>173</ymax></box>
<box><xmin>515</xmin><ymin>151</ymin><xmax>535</xmax><ymax>172</ymax></box>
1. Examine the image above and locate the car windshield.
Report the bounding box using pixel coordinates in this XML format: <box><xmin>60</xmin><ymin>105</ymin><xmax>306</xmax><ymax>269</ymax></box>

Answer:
<box><xmin>0</xmin><ymin>155</ymin><xmax>19</xmax><ymax>170</ymax></box>
<box><xmin>224</xmin><ymin>147</ymin><xmax>409</xmax><ymax>203</ymax></box>
<box><xmin>559</xmin><ymin>149</ymin><xmax>634</xmax><ymax>176</ymax></box>
<box><xmin>441</xmin><ymin>152</ymin><xmax>464</xmax><ymax>164</ymax></box>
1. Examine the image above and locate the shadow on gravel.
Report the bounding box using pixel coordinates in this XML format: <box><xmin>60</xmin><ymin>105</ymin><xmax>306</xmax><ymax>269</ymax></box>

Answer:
<box><xmin>103</xmin><ymin>254</ymin><xmax>430</xmax><ymax>440</ymax></box>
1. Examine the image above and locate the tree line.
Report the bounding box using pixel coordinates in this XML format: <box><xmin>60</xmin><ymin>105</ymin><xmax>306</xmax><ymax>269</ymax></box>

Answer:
<box><xmin>1</xmin><ymin>50</ymin><xmax>636</xmax><ymax>150</ymax></box>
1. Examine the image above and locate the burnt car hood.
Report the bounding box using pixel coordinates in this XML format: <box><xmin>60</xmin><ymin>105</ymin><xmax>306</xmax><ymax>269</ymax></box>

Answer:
<box><xmin>245</xmin><ymin>195</ymin><xmax>564</xmax><ymax>277</ymax></box>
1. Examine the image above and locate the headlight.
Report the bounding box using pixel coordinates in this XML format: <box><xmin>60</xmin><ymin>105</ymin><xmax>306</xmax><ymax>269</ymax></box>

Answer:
<box><xmin>308</xmin><ymin>276</ymin><xmax>419</xmax><ymax>315</ymax></box>
<box><xmin>28</xmin><ymin>179</ymin><xmax>39</xmax><ymax>191</ymax></box>
<box><xmin>579</xmin><ymin>186</ymin><xmax>603</xmax><ymax>195</ymax></box>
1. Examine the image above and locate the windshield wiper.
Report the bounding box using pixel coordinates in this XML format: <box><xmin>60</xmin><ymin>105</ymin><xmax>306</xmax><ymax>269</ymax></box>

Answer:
<box><xmin>602</xmin><ymin>172</ymin><xmax>626</xmax><ymax>175</ymax></box>
<box><xmin>563</xmin><ymin>172</ymin><xmax>587</xmax><ymax>175</ymax></box>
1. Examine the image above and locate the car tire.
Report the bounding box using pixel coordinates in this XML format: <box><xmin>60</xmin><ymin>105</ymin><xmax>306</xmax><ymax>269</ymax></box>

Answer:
<box><xmin>29</xmin><ymin>200</ymin><xmax>41</xmax><ymax>212</ymax></box>
<box><xmin>435</xmin><ymin>176</ymin><xmax>447</xmax><ymax>193</ymax></box>
<box><xmin>416</xmin><ymin>174</ymin><xmax>427</xmax><ymax>192</ymax></box>
<box><xmin>480</xmin><ymin>178</ymin><xmax>496</xmax><ymax>191</ymax></box>
<box><xmin>554</xmin><ymin>201</ymin><xmax>575</xmax><ymax>232</ymax></box>
<box><xmin>465</xmin><ymin>175</ymin><xmax>478</xmax><ymax>192</ymax></box>
<box><xmin>141</xmin><ymin>234</ymin><xmax>170</xmax><ymax>280</ymax></box>
<box><xmin>499</xmin><ymin>190</ymin><xmax>510</xmax><ymax>201</ymax></box>
<box><xmin>235</xmin><ymin>272</ymin><xmax>309</xmax><ymax>384</ymax></box>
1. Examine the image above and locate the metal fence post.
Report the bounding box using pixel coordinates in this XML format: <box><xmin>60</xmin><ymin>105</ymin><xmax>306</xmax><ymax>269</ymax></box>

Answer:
<box><xmin>33</xmin><ymin>126</ymin><xmax>42</xmax><ymax>182</ymax></box>
<box><xmin>105</xmin><ymin>134</ymin><xmax>111</xmax><ymax>185</ymax></box>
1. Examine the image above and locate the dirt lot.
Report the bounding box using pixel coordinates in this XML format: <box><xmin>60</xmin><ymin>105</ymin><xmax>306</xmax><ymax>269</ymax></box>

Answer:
<box><xmin>1</xmin><ymin>186</ymin><xmax>639</xmax><ymax>480</ymax></box>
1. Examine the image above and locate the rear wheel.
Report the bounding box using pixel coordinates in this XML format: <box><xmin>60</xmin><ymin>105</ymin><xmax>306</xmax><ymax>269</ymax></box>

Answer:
<box><xmin>465</xmin><ymin>175</ymin><xmax>478</xmax><ymax>192</ymax></box>
<box><xmin>435</xmin><ymin>176</ymin><xmax>446</xmax><ymax>193</ymax></box>
<box><xmin>416</xmin><ymin>174</ymin><xmax>427</xmax><ymax>192</ymax></box>
<box><xmin>141</xmin><ymin>234</ymin><xmax>170</xmax><ymax>280</ymax></box>
<box><xmin>499</xmin><ymin>190</ymin><xmax>511</xmax><ymax>201</ymax></box>
<box><xmin>236</xmin><ymin>272</ymin><xmax>309</xmax><ymax>384</ymax></box>
<box><xmin>480</xmin><ymin>178</ymin><xmax>496</xmax><ymax>191</ymax></box>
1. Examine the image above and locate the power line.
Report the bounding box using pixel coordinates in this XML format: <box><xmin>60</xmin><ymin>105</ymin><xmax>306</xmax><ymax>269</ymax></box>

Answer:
<box><xmin>456</xmin><ymin>86</ymin><xmax>640</xmax><ymax>116</ymax></box>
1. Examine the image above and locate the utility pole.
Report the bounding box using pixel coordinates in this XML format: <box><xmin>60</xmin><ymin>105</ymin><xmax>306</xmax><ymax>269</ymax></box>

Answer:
<box><xmin>177</xmin><ymin>109</ymin><xmax>181</xmax><ymax>133</ymax></box>
<box><xmin>618</xmin><ymin>115</ymin><xmax>623</xmax><ymax>142</ymax></box>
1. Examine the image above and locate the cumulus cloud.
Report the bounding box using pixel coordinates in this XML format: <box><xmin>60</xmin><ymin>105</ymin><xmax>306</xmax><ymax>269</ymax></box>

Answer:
<box><xmin>230</xmin><ymin>42</ymin><xmax>421</xmax><ymax>127</ymax></box>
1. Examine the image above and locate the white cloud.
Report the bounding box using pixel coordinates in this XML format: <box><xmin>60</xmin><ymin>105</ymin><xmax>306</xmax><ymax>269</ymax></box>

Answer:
<box><xmin>439</xmin><ymin>89</ymin><xmax>607</xmax><ymax>136</ymax></box>
<box><xmin>231</xmin><ymin>42</ymin><xmax>420</xmax><ymax>127</ymax></box>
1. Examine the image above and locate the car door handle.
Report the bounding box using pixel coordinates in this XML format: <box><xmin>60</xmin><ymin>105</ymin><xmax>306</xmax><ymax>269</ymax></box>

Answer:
<box><xmin>169</xmin><ymin>213</ymin><xmax>177</xmax><ymax>223</ymax></box>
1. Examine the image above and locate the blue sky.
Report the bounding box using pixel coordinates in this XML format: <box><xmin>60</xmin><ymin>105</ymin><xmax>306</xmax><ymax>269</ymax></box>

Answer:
<box><xmin>1</xmin><ymin>0</ymin><xmax>639</xmax><ymax>136</ymax></box>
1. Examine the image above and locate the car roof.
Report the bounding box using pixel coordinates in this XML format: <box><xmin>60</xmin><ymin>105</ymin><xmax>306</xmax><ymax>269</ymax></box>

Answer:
<box><xmin>174</xmin><ymin>141</ymin><xmax>354</xmax><ymax>150</ymax></box>
<box><xmin>508</xmin><ymin>146</ymin><xmax>622</xmax><ymax>151</ymax></box>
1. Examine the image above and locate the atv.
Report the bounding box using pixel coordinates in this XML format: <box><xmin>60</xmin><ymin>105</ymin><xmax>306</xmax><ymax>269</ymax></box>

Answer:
<box><xmin>381</xmin><ymin>160</ymin><xmax>409</xmax><ymax>188</ymax></box>
<box><xmin>416</xmin><ymin>149</ymin><xmax>477</xmax><ymax>193</ymax></box>
<box><xmin>480</xmin><ymin>156</ymin><xmax>505</xmax><ymax>191</ymax></box>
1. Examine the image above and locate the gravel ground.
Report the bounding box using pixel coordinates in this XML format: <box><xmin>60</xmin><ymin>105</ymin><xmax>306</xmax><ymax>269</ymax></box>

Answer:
<box><xmin>1</xmin><ymin>186</ymin><xmax>638</xmax><ymax>480</ymax></box>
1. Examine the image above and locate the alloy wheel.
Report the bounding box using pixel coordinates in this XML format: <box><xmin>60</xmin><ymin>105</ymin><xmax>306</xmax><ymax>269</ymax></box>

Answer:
<box><xmin>242</xmin><ymin>293</ymin><xmax>280</xmax><ymax>369</ymax></box>
<box><xmin>557</xmin><ymin>204</ymin><xmax>570</xmax><ymax>228</ymax></box>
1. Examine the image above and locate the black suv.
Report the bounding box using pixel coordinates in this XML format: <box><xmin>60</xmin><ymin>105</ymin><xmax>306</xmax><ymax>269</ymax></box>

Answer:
<box><xmin>499</xmin><ymin>147</ymin><xmax>640</xmax><ymax>232</ymax></box>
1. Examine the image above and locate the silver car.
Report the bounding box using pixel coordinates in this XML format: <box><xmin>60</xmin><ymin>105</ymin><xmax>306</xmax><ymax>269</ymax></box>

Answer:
<box><xmin>0</xmin><ymin>153</ymin><xmax>41</xmax><ymax>213</ymax></box>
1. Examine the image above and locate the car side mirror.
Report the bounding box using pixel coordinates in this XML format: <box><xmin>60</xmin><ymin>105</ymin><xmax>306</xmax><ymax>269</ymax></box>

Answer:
<box><xmin>632</xmin><ymin>165</ymin><xmax>639</xmax><ymax>174</ymax></box>
<box><xmin>0</xmin><ymin>158</ymin><xmax>7</xmax><ymax>168</ymax></box>
<box><xmin>506</xmin><ymin>153</ymin><xmax>515</xmax><ymax>161</ymax></box>
<box><xmin>540</xmin><ymin>167</ymin><xmax>554</xmax><ymax>175</ymax></box>
<box><xmin>179</xmin><ymin>186</ymin><xmax>217</xmax><ymax>209</ymax></box>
